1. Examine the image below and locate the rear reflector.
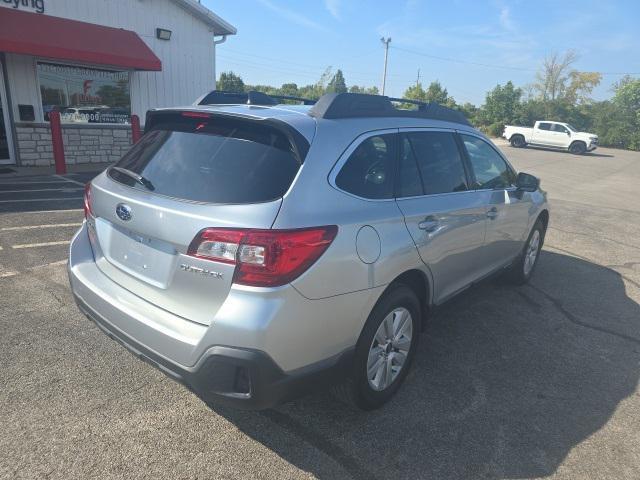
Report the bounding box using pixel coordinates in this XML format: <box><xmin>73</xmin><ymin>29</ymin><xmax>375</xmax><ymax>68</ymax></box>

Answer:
<box><xmin>187</xmin><ymin>226</ymin><xmax>338</xmax><ymax>287</ymax></box>
<box><xmin>83</xmin><ymin>183</ymin><xmax>94</xmax><ymax>219</ymax></box>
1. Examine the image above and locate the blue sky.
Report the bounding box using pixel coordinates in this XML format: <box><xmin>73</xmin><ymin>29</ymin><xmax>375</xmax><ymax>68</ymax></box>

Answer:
<box><xmin>204</xmin><ymin>0</ymin><xmax>640</xmax><ymax>105</ymax></box>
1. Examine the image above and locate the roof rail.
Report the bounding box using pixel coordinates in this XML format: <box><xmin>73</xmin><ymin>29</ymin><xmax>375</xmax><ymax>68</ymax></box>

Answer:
<box><xmin>197</xmin><ymin>90</ymin><xmax>316</xmax><ymax>106</ymax></box>
<box><xmin>308</xmin><ymin>93</ymin><xmax>470</xmax><ymax>126</ymax></box>
<box><xmin>268</xmin><ymin>94</ymin><xmax>317</xmax><ymax>105</ymax></box>
<box><xmin>196</xmin><ymin>90</ymin><xmax>470</xmax><ymax>126</ymax></box>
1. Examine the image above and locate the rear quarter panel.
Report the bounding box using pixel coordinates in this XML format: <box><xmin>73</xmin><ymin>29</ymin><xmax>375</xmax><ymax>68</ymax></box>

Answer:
<box><xmin>273</xmin><ymin>120</ymin><xmax>428</xmax><ymax>301</ymax></box>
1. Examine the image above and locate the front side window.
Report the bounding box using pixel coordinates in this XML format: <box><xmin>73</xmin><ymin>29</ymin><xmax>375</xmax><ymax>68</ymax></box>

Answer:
<box><xmin>398</xmin><ymin>131</ymin><xmax>468</xmax><ymax>196</ymax></box>
<box><xmin>335</xmin><ymin>134</ymin><xmax>396</xmax><ymax>199</ymax></box>
<box><xmin>552</xmin><ymin>124</ymin><xmax>568</xmax><ymax>133</ymax></box>
<box><xmin>461</xmin><ymin>135</ymin><xmax>516</xmax><ymax>190</ymax></box>
<box><xmin>38</xmin><ymin>63</ymin><xmax>131</xmax><ymax>124</ymax></box>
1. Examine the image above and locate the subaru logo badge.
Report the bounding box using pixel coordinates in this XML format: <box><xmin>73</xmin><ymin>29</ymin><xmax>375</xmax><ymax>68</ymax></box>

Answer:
<box><xmin>116</xmin><ymin>203</ymin><xmax>132</xmax><ymax>221</ymax></box>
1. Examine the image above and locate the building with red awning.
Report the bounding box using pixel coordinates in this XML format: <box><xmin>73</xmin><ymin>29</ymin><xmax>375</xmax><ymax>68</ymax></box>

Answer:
<box><xmin>0</xmin><ymin>0</ymin><xmax>236</xmax><ymax>167</ymax></box>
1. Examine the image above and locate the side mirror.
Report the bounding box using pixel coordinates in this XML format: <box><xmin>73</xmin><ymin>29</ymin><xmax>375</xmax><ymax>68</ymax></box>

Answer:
<box><xmin>516</xmin><ymin>172</ymin><xmax>539</xmax><ymax>192</ymax></box>
<box><xmin>566</xmin><ymin>131</ymin><xmax>571</xmax><ymax>135</ymax></box>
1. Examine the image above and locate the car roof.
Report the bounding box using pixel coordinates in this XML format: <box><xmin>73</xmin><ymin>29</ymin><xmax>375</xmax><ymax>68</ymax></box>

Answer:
<box><xmin>155</xmin><ymin>99</ymin><xmax>480</xmax><ymax>145</ymax></box>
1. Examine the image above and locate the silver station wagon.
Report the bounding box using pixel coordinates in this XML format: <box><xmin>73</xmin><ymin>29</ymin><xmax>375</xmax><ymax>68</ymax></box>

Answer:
<box><xmin>68</xmin><ymin>91</ymin><xmax>549</xmax><ymax>410</ymax></box>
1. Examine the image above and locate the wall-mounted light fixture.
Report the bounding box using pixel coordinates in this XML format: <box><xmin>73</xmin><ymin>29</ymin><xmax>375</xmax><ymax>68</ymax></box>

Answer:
<box><xmin>156</xmin><ymin>28</ymin><xmax>172</xmax><ymax>41</ymax></box>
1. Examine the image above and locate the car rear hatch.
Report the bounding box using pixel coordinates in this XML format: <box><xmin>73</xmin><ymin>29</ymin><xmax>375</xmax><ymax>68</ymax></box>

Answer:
<box><xmin>86</xmin><ymin>109</ymin><xmax>310</xmax><ymax>326</ymax></box>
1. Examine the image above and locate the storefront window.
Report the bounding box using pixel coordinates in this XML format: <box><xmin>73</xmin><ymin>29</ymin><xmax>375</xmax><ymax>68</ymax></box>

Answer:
<box><xmin>38</xmin><ymin>63</ymin><xmax>131</xmax><ymax>124</ymax></box>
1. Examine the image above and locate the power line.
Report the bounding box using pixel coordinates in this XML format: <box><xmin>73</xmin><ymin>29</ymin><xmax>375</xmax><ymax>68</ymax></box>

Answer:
<box><xmin>392</xmin><ymin>45</ymin><xmax>535</xmax><ymax>72</ymax></box>
<box><xmin>392</xmin><ymin>45</ymin><xmax>640</xmax><ymax>76</ymax></box>
<box><xmin>217</xmin><ymin>55</ymin><xmax>381</xmax><ymax>84</ymax></box>
<box><xmin>221</xmin><ymin>48</ymin><xmax>406</xmax><ymax>79</ymax></box>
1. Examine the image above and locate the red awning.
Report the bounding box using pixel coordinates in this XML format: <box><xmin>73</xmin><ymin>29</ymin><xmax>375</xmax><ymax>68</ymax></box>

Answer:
<box><xmin>0</xmin><ymin>8</ymin><xmax>161</xmax><ymax>71</ymax></box>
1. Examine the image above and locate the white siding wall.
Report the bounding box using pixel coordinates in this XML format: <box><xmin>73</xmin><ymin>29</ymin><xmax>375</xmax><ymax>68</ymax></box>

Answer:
<box><xmin>1</xmin><ymin>0</ymin><xmax>216</xmax><ymax>121</ymax></box>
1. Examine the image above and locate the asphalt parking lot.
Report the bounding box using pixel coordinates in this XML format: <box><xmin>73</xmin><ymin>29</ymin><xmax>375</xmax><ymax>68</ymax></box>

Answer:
<box><xmin>1</xmin><ymin>144</ymin><xmax>639</xmax><ymax>480</ymax></box>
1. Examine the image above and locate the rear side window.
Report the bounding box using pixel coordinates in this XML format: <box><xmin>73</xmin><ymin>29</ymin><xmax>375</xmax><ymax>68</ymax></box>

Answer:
<box><xmin>398</xmin><ymin>131</ymin><xmax>468</xmax><ymax>196</ymax></box>
<box><xmin>109</xmin><ymin>115</ymin><xmax>302</xmax><ymax>204</ymax></box>
<box><xmin>538</xmin><ymin>123</ymin><xmax>551</xmax><ymax>131</ymax></box>
<box><xmin>461</xmin><ymin>135</ymin><xmax>516</xmax><ymax>189</ymax></box>
<box><xmin>335</xmin><ymin>134</ymin><xmax>396</xmax><ymax>199</ymax></box>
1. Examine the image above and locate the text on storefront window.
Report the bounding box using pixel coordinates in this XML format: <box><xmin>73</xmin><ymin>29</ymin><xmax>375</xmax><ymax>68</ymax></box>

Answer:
<box><xmin>38</xmin><ymin>63</ymin><xmax>131</xmax><ymax>124</ymax></box>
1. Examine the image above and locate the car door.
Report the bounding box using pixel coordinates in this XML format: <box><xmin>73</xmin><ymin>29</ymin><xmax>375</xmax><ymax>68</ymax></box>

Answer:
<box><xmin>551</xmin><ymin>123</ymin><xmax>571</xmax><ymax>147</ymax></box>
<box><xmin>395</xmin><ymin>129</ymin><xmax>488</xmax><ymax>303</ymax></box>
<box><xmin>531</xmin><ymin>122</ymin><xmax>555</xmax><ymax>145</ymax></box>
<box><xmin>459</xmin><ymin>133</ymin><xmax>533</xmax><ymax>275</ymax></box>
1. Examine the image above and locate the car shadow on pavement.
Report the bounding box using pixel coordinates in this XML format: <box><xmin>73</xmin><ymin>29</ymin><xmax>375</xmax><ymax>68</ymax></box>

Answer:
<box><xmin>211</xmin><ymin>251</ymin><xmax>640</xmax><ymax>480</ymax></box>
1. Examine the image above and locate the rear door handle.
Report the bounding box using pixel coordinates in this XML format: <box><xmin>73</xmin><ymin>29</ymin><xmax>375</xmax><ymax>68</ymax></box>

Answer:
<box><xmin>418</xmin><ymin>216</ymin><xmax>439</xmax><ymax>232</ymax></box>
<box><xmin>487</xmin><ymin>207</ymin><xmax>498</xmax><ymax>219</ymax></box>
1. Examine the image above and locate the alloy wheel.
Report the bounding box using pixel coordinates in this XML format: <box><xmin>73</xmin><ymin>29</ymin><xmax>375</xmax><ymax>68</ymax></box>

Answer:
<box><xmin>523</xmin><ymin>230</ymin><xmax>541</xmax><ymax>276</ymax></box>
<box><xmin>367</xmin><ymin>307</ymin><xmax>413</xmax><ymax>391</ymax></box>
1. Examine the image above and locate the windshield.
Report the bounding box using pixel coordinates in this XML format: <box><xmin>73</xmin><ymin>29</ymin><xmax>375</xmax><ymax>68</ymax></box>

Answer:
<box><xmin>565</xmin><ymin>124</ymin><xmax>578</xmax><ymax>132</ymax></box>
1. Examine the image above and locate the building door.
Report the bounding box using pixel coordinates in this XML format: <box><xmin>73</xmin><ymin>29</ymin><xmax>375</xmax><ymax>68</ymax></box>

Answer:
<box><xmin>0</xmin><ymin>61</ymin><xmax>15</xmax><ymax>165</ymax></box>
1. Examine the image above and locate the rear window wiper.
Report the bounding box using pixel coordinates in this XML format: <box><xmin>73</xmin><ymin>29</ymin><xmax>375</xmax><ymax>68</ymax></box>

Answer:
<box><xmin>111</xmin><ymin>167</ymin><xmax>155</xmax><ymax>191</ymax></box>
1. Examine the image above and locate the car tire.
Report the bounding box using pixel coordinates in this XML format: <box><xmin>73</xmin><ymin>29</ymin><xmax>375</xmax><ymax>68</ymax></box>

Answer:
<box><xmin>510</xmin><ymin>135</ymin><xmax>526</xmax><ymax>148</ymax></box>
<box><xmin>333</xmin><ymin>284</ymin><xmax>420</xmax><ymax>410</ymax></box>
<box><xmin>508</xmin><ymin>219</ymin><xmax>545</xmax><ymax>285</ymax></box>
<box><xmin>569</xmin><ymin>141</ymin><xmax>586</xmax><ymax>155</ymax></box>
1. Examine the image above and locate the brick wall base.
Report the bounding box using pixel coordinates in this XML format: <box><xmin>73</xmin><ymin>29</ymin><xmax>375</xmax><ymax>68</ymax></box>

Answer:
<box><xmin>15</xmin><ymin>123</ymin><xmax>133</xmax><ymax>166</ymax></box>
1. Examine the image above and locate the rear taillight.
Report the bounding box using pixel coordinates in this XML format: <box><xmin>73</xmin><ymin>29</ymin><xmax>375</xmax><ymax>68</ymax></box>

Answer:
<box><xmin>187</xmin><ymin>226</ymin><xmax>338</xmax><ymax>287</ymax></box>
<box><xmin>83</xmin><ymin>183</ymin><xmax>94</xmax><ymax>219</ymax></box>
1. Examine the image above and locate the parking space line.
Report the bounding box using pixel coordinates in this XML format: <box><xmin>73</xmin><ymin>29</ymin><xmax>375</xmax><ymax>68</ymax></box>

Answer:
<box><xmin>0</xmin><ymin>197</ymin><xmax>83</xmax><ymax>203</ymax></box>
<box><xmin>54</xmin><ymin>175</ymin><xmax>86</xmax><ymax>187</ymax></box>
<box><xmin>1</xmin><ymin>223</ymin><xmax>82</xmax><ymax>231</ymax></box>
<box><xmin>0</xmin><ymin>188</ymin><xmax>83</xmax><ymax>194</ymax></box>
<box><xmin>0</xmin><ymin>259</ymin><xmax>68</xmax><ymax>279</ymax></box>
<box><xmin>0</xmin><ymin>180</ymin><xmax>69</xmax><ymax>185</ymax></box>
<box><xmin>21</xmin><ymin>208</ymin><xmax>83</xmax><ymax>214</ymax></box>
<box><xmin>12</xmin><ymin>241</ymin><xmax>70</xmax><ymax>249</ymax></box>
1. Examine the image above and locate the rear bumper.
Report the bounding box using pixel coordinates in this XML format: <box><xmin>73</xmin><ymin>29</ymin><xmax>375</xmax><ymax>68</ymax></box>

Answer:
<box><xmin>73</xmin><ymin>291</ymin><xmax>353</xmax><ymax>409</ymax></box>
<box><xmin>68</xmin><ymin>223</ymin><xmax>361</xmax><ymax>409</ymax></box>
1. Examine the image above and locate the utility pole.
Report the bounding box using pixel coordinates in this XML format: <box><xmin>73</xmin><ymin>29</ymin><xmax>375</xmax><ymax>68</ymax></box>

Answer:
<box><xmin>416</xmin><ymin>68</ymin><xmax>421</xmax><ymax>88</ymax></box>
<box><xmin>380</xmin><ymin>37</ymin><xmax>391</xmax><ymax>95</ymax></box>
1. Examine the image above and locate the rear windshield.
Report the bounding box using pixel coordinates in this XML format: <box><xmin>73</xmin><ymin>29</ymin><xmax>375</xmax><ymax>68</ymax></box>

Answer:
<box><xmin>109</xmin><ymin>115</ymin><xmax>303</xmax><ymax>204</ymax></box>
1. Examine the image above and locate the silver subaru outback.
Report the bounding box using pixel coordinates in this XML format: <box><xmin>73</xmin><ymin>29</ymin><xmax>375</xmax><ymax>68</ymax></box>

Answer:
<box><xmin>68</xmin><ymin>92</ymin><xmax>548</xmax><ymax>410</ymax></box>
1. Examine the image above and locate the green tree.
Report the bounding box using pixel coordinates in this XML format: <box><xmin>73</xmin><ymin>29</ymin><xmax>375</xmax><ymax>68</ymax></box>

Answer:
<box><xmin>565</xmin><ymin>71</ymin><xmax>602</xmax><ymax>105</ymax></box>
<box><xmin>217</xmin><ymin>71</ymin><xmax>245</xmax><ymax>92</ymax></box>
<box><xmin>349</xmin><ymin>85</ymin><xmax>379</xmax><ymax>95</ymax></box>
<box><xmin>403</xmin><ymin>81</ymin><xmax>452</xmax><ymax>105</ymax></box>
<box><xmin>533</xmin><ymin>50</ymin><xmax>578</xmax><ymax>101</ymax></box>
<box><xmin>477</xmin><ymin>81</ymin><xmax>523</xmax><ymax>134</ymax></box>
<box><xmin>403</xmin><ymin>82</ymin><xmax>427</xmax><ymax>102</ymax></box>
<box><xmin>608</xmin><ymin>76</ymin><xmax>640</xmax><ymax>149</ymax></box>
<box><xmin>327</xmin><ymin>69</ymin><xmax>347</xmax><ymax>94</ymax></box>
<box><xmin>279</xmin><ymin>83</ymin><xmax>299</xmax><ymax>97</ymax></box>
<box><xmin>425</xmin><ymin>81</ymin><xmax>451</xmax><ymax>105</ymax></box>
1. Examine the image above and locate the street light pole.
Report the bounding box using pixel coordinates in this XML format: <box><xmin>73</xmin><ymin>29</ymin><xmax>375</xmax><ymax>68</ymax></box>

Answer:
<box><xmin>380</xmin><ymin>37</ymin><xmax>391</xmax><ymax>95</ymax></box>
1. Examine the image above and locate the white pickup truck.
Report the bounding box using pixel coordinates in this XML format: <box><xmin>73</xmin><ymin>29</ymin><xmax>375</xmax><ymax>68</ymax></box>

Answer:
<box><xmin>503</xmin><ymin>121</ymin><xmax>598</xmax><ymax>154</ymax></box>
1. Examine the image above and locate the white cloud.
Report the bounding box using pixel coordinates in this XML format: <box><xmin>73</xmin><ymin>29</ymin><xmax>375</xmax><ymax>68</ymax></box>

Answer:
<box><xmin>257</xmin><ymin>0</ymin><xmax>330</xmax><ymax>32</ymax></box>
<box><xmin>499</xmin><ymin>6</ymin><xmax>515</xmax><ymax>31</ymax></box>
<box><xmin>324</xmin><ymin>0</ymin><xmax>341</xmax><ymax>20</ymax></box>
